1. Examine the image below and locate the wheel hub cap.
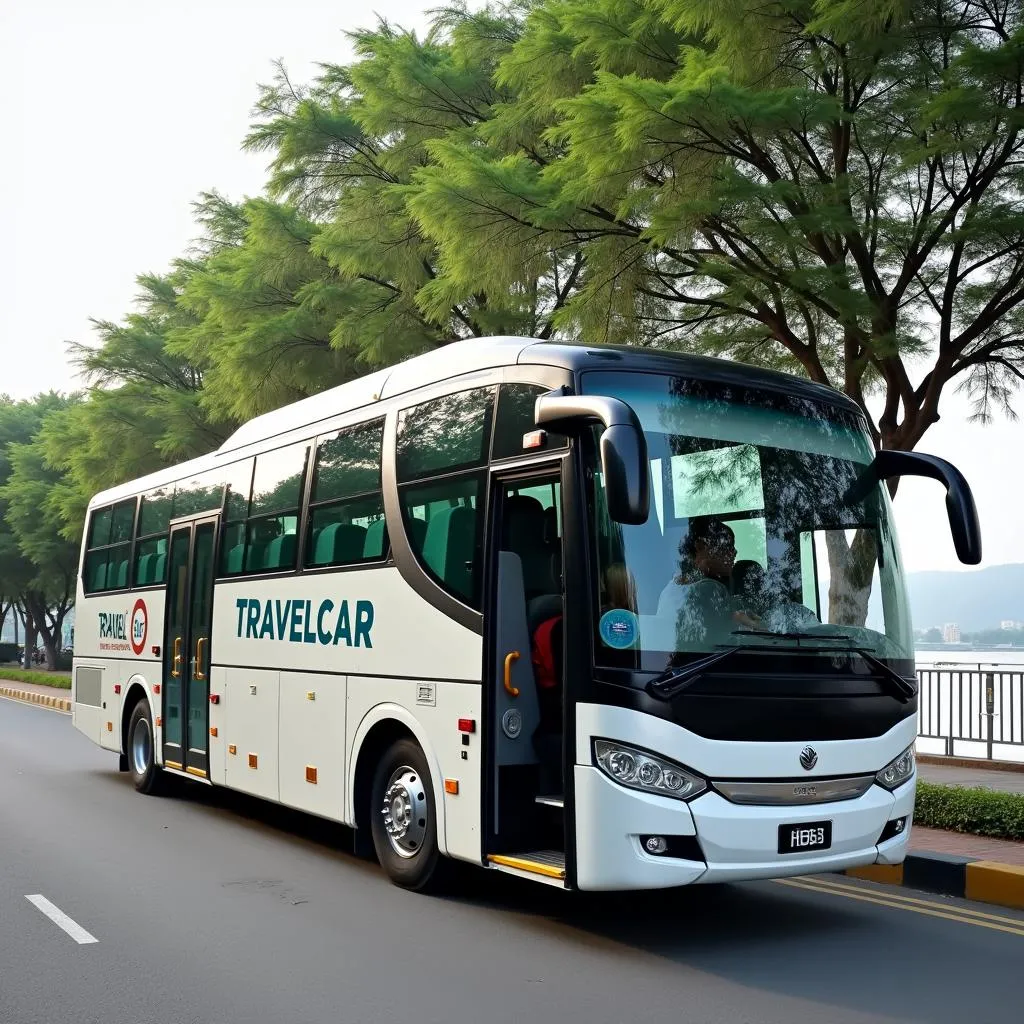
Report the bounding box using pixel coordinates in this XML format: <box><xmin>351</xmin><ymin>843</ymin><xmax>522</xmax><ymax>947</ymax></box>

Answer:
<box><xmin>131</xmin><ymin>716</ymin><xmax>151</xmax><ymax>776</ymax></box>
<box><xmin>381</xmin><ymin>766</ymin><xmax>427</xmax><ymax>859</ymax></box>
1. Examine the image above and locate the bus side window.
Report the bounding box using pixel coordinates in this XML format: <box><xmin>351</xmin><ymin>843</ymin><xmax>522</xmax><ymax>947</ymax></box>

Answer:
<box><xmin>83</xmin><ymin>498</ymin><xmax>137</xmax><ymax>593</ymax></box>
<box><xmin>396</xmin><ymin>387</ymin><xmax>494</xmax><ymax>609</ymax></box>
<box><xmin>306</xmin><ymin>419</ymin><xmax>387</xmax><ymax>569</ymax></box>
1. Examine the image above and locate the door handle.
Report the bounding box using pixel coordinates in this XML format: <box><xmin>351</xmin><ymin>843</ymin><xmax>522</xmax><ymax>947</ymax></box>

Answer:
<box><xmin>171</xmin><ymin>636</ymin><xmax>183</xmax><ymax>679</ymax></box>
<box><xmin>194</xmin><ymin>637</ymin><xmax>208</xmax><ymax>681</ymax></box>
<box><xmin>503</xmin><ymin>651</ymin><xmax>520</xmax><ymax>697</ymax></box>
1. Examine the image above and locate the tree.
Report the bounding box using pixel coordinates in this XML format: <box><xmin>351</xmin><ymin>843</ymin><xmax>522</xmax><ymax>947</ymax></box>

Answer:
<box><xmin>45</xmin><ymin>270</ymin><xmax>237</xmax><ymax>537</ymax></box>
<box><xmin>0</xmin><ymin>395</ymin><xmax>76</xmax><ymax>668</ymax></box>
<box><xmin>2</xmin><ymin>401</ymin><xmax>80</xmax><ymax>668</ymax></box>
<box><xmin>405</xmin><ymin>0</ymin><xmax>1024</xmax><ymax>621</ymax></box>
<box><xmin>238</xmin><ymin>11</ymin><xmax>585</xmax><ymax>369</ymax></box>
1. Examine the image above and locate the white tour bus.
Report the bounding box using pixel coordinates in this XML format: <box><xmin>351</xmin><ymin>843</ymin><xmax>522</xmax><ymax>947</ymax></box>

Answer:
<box><xmin>72</xmin><ymin>337</ymin><xmax>981</xmax><ymax>891</ymax></box>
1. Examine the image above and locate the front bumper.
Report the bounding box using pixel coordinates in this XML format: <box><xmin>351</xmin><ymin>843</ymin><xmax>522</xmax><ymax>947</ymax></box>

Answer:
<box><xmin>574</xmin><ymin>765</ymin><xmax>915</xmax><ymax>890</ymax></box>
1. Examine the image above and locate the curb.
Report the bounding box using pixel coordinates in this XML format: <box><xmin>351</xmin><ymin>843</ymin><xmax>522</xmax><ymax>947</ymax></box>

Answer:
<box><xmin>844</xmin><ymin>853</ymin><xmax>1024</xmax><ymax>911</ymax></box>
<box><xmin>0</xmin><ymin>685</ymin><xmax>72</xmax><ymax>713</ymax></box>
<box><xmin>917</xmin><ymin>753</ymin><xmax>1024</xmax><ymax>775</ymax></box>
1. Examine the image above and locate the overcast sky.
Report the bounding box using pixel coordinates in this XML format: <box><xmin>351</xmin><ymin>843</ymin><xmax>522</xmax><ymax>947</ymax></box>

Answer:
<box><xmin>1</xmin><ymin>0</ymin><xmax>1020</xmax><ymax>577</ymax></box>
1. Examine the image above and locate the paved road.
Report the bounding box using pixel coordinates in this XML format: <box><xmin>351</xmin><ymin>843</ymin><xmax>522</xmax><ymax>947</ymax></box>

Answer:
<box><xmin>2</xmin><ymin>697</ymin><xmax>1023</xmax><ymax>1024</ymax></box>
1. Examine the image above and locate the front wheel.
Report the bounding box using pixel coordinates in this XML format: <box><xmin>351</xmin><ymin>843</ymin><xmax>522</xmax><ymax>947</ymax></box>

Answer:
<box><xmin>127</xmin><ymin>700</ymin><xmax>166</xmax><ymax>795</ymax></box>
<box><xmin>369</xmin><ymin>738</ymin><xmax>445</xmax><ymax>891</ymax></box>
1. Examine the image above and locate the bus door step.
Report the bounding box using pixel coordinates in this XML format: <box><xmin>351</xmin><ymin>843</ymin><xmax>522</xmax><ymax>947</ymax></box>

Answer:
<box><xmin>487</xmin><ymin>851</ymin><xmax>566</xmax><ymax>887</ymax></box>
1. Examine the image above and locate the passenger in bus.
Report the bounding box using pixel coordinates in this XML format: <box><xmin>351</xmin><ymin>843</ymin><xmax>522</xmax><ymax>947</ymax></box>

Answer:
<box><xmin>656</xmin><ymin>518</ymin><xmax>760</xmax><ymax>643</ymax></box>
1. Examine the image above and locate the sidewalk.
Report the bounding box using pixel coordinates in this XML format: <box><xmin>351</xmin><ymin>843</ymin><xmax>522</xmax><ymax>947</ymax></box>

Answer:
<box><xmin>0</xmin><ymin>677</ymin><xmax>72</xmax><ymax>711</ymax></box>
<box><xmin>918</xmin><ymin>761</ymin><xmax>1024</xmax><ymax>794</ymax></box>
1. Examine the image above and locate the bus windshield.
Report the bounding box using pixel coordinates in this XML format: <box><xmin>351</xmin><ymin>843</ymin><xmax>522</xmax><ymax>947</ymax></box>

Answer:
<box><xmin>582</xmin><ymin>371</ymin><xmax>913</xmax><ymax>673</ymax></box>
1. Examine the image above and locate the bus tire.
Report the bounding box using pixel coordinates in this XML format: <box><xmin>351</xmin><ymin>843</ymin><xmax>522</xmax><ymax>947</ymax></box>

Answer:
<box><xmin>370</xmin><ymin>738</ymin><xmax>446</xmax><ymax>892</ymax></box>
<box><xmin>127</xmin><ymin>700</ymin><xmax>165</xmax><ymax>796</ymax></box>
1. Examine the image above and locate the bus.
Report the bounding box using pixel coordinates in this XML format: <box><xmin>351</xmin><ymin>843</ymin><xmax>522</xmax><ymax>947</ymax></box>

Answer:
<box><xmin>71</xmin><ymin>337</ymin><xmax>980</xmax><ymax>892</ymax></box>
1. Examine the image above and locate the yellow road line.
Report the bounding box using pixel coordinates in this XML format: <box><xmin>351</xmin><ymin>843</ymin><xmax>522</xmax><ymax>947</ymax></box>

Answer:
<box><xmin>774</xmin><ymin>877</ymin><xmax>1024</xmax><ymax>937</ymax></box>
<box><xmin>791</xmin><ymin>874</ymin><xmax>1024</xmax><ymax>926</ymax></box>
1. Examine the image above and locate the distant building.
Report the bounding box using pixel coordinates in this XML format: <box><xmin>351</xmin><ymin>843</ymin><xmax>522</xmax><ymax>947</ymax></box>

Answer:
<box><xmin>1000</xmin><ymin>620</ymin><xmax>1023</xmax><ymax>631</ymax></box>
<box><xmin>943</xmin><ymin>622</ymin><xmax>962</xmax><ymax>644</ymax></box>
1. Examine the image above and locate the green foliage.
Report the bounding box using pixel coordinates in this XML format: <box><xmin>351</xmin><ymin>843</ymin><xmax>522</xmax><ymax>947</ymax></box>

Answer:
<box><xmin>915</xmin><ymin>781</ymin><xmax>1024</xmax><ymax>842</ymax></box>
<box><xmin>0</xmin><ymin>668</ymin><xmax>72</xmax><ymax>689</ymax></box>
<box><xmin>417</xmin><ymin>0</ymin><xmax>1024</xmax><ymax>449</ymax></box>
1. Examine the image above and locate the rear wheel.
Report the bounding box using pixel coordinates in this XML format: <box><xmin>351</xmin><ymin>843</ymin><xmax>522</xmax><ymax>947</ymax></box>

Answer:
<box><xmin>127</xmin><ymin>700</ymin><xmax>166</xmax><ymax>795</ymax></box>
<box><xmin>369</xmin><ymin>738</ymin><xmax>445</xmax><ymax>891</ymax></box>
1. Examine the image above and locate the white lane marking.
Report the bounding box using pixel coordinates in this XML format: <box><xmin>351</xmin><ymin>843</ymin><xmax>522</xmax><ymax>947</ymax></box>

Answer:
<box><xmin>25</xmin><ymin>895</ymin><xmax>98</xmax><ymax>944</ymax></box>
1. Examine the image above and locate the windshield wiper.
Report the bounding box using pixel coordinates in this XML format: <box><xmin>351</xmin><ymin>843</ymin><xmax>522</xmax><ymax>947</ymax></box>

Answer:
<box><xmin>647</xmin><ymin>639</ymin><xmax>916</xmax><ymax>703</ymax></box>
<box><xmin>647</xmin><ymin>645</ymin><xmax>752</xmax><ymax>699</ymax></box>
<box><xmin>732</xmin><ymin>629</ymin><xmax>853</xmax><ymax>643</ymax></box>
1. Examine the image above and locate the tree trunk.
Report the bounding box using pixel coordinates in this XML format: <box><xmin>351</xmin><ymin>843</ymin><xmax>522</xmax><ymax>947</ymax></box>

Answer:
<box><xmin>824</xmin><ymin>529</ymin><xmax>878</xmax><ymax>628</ymax></box>
<box><xmin>22</xmin><ymin>613</ymin><xmax>37</xmax><ymax>670</ymax></box>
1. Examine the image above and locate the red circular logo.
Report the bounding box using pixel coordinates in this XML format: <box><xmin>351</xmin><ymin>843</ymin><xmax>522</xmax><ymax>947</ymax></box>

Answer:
<box><xmin>130</xmin><ymin>598</ymin><xmax>148</xmax><ymax>656</ymax></box>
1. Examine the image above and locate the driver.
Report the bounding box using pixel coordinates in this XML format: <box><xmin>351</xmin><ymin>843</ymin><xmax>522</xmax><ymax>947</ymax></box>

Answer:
<box><xmin>657</xmin><ymin>518</ymin><xmax>760</xmax><ymax>642</ymax></box>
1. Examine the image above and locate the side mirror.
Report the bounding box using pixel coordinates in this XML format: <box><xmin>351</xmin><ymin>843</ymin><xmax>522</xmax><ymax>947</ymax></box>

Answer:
<box><xmin>873</xmin><ymin>450</ymin><xmax>982</xmax><ymax>565</ymax></box>
<box><xmin>535</xmin><ymin>393</ymin><xmax>649</xmax><ymax>525</ymax></box>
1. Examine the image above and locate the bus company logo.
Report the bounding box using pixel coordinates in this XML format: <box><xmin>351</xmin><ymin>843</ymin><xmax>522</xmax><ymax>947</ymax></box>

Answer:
<box><xmin>129</xmin><ymin>599</ymin><xmax>148</xmax><ymax>656</ymax></box>
<box><xmin>235</xmin><ymin>598</ymin><xmax>374</xmax><ymax>649</ymax></box>
<box><xmin>98</xmin><ymin>598</ymin><xmax>148</xmax><ymax>656</ymax></box>
<box><xmin>799</xmin><ymin>746</ymin><xmax>818</xmax><ymax>771</ymax></box>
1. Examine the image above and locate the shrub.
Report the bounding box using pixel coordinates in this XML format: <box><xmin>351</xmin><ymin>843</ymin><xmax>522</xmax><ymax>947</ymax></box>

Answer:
<box><xmin>915</xmin><ymin>781</ymin><xmax>1024</xmax><ymax>842</ymax></box>
<box><xmin>0</xmin><ymin>668</ymin><xmax>72</xmax><ymax>690</ymax></box>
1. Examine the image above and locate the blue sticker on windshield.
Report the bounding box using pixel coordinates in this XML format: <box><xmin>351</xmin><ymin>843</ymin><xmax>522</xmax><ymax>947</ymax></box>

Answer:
<box><xmin>599</xmin><ymin>609</ymin><xmax>638</xmax><ymax>649</ymax></box>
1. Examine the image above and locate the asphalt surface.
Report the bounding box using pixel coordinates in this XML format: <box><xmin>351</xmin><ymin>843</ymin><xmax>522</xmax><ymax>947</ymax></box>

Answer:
<box><xmin>2</xmin><ymin>696</ymin><xmax>1023</xmax><ymax>1024</ymax></box>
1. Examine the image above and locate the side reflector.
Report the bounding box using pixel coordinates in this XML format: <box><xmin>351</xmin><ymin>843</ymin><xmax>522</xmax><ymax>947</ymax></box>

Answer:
<box><xmin>444</xmin><ymin>779</ymin><xmax>459</xmax><ymax>795</ymax></box>
<box><xmin>228</xmin><ymin>744</ymin><xmax>237</xmax><ymax>755</ymax></box>
<box><xmin>306</xmin><ymin>691</ymin><xmax>316</xmax><ymax>701</ymax></box>
<box><xmin>106</xmin><ymin>721</ymin><xmax>113</xmax><ymax>732</ymax></box>
<box><xmin>155</xmin><ymin>716</ymin><xmax>162</xmax><ymax>727</ymax></box>
<box><xmin>248</xmin><ymin>753</ymin><xmax>258</xmax><ymax>769</ymax></box>
<box><xmin>153</xmin><ymin>684</ymin><xmax>161</xmax><ymax>695</ymax></box>
<box><xmin>209</xmin><ymin>694</ymin><xmax>220</xmax><ymax>705</ymax></box>
<box><xmin>457</xmin><ymin>718</ymin><xmax>475</xmax><ymax>733</ymax></box>
<box><xmin>151</xmin><ymin>646</ymin><xmax>160</xmax><ymax>656</ymax></box>
<box><xmin>113</xmin><ymin>684</ymin><xmax>121</xmax><ymax>695</ymax></box>
<box><xmin>306</xmin><ymin>765</ymin><xmax>318</xmax><ymax>784</ymax></box>
<box><xmin>209</xmin><ymin>727</ymin><xmax>218</xmax><ymax>738</ymax></box>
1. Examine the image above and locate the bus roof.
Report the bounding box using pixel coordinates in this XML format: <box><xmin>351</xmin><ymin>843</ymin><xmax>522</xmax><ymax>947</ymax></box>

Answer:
<box><xmin>87</xmin><ymin>336</ymin><xmax>860</xmax><ymax>507</ymax></box>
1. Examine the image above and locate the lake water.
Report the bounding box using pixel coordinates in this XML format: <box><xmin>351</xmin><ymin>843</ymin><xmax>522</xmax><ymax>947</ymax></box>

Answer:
<box><xmin>914</xmin><ymin>649</ymin><xmax>1024</xmax><ymax>668</ymax></box>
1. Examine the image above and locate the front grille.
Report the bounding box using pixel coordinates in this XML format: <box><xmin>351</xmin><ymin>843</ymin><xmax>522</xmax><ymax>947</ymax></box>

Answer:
<box><xmin>712</xmin><ymin>775</ymin><xmax>875</xmax><ymax>806</ymax></box>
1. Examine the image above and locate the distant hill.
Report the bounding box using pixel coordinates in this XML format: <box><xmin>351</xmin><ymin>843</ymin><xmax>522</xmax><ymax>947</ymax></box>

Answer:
<box><xmin>869</xmin><ymin>563</ymin><xmax>1024</xmax><ymax>633</ymax></box>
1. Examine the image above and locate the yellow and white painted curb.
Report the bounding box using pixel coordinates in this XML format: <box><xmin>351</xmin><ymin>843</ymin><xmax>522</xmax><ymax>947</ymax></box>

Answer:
<box><xmin>0</xmin><ymin>684</ymin><xmax>72</xmax><ymax>713</ymax></box>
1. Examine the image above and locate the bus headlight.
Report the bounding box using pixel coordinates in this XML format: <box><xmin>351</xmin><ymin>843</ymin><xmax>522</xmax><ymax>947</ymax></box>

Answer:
<box><xmin>875</xmin><ymin>746</ymin><xmax>915</xmax><ymax>790</ymax></box>
<box><xmin>593</xmin><ymin>740</ymin><xmax>706</xmax><ymax>801</ymax></box>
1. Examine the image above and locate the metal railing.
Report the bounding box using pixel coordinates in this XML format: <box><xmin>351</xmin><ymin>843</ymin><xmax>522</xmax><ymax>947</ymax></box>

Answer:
<box><xmin>917</xmin><ymin>663</ymin><xmax>1024</xmax><ymax>763</ymax></box>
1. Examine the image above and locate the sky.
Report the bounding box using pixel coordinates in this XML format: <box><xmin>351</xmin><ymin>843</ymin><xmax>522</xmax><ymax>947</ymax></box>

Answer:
<box><xmin>1</xmin><ymin>0</ymin><xmax>1020</xmax><ymax>577</ymax></box>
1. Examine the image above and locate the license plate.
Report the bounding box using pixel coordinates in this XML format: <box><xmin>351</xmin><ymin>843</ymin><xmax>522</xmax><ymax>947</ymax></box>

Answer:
<box><xmin>778</xmin><ymin>820</ymin><xmax>832</xmax><ymax>854</ymax></box>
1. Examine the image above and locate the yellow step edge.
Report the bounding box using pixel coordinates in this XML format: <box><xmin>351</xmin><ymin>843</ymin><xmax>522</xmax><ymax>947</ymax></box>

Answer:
<box><xmin>487</xmin><ymin>854</ymin><xmax>565</xmax><ymax>880</ymax></box>
<box><xmin>185</xmin><ymin>766</ymin><xmax>208</xmax><ymax>779</ymax></box>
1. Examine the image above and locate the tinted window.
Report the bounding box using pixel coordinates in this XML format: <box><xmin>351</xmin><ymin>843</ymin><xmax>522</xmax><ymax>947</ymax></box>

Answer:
<box><xmin>396</xmin><ymin>388</ymin><xmax>494</xmax><ymax>480</ymax></box>
<box><xmin>491</xmin><ymin>384</ymin><xmax>568</xmax><ymax>460</ymax></box>
<box><xmin>173</xmin><ymin>470</ymin><xmax>225</xmax><ymax>518</ymax></box>
<box><xmin>88</xmin><ymin>506</ymin><xmax>113</xmax><ymax>548</ymax></box>
<box><xmin>399</xmin><ymin>472</ymin><xmax>483</xmax><ymax>607</ymax></box>
<box><xmin>225</xmin><ymin>459</ymin><xmax>254</xmax><ymax>521</ymax></box>
<box><xmin>138</xmin><ymin>488</ymin><xmax>173</xmax><ymax>536</ymax></box>
<box><xmin>84</xmin><ymin>498</ymin><xmax>137</xmax><ymax>593</ymax></box>
<box><xmin>251</xmin><ymin>443</ymin><xmax>308</xmax><ymax>516</ymax></box>
<box><xmin>306</xmin><ymin>420</ymin><xmax>387</xmax><ymax>569</ymax></box>
<box><xmin>220</xmin><ymin>448</ymin><xmax>307</xmax><ymax>576</ymax></box>
<box><xmin>312</xmin><ymin>421</ymin><xmax>382</xmax><ymax>503</ymax></box>
<box><xmin>133</xmin><ymin>536</ymin><xmax>168</xmax><ymax>586</ymax></box>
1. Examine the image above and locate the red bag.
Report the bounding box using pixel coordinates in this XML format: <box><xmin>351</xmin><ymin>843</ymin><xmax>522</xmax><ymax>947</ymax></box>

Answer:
<box><xmin>531</xmin><ymin>616</ymin><xmax>562</xmax><ymax>690</ymax></box>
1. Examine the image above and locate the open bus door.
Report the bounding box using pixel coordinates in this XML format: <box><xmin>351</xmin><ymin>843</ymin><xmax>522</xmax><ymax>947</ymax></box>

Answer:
<box><xmin>484</xmin><ymin>466</ymin><xmax>570</xmax><ymax>886</ymax></box>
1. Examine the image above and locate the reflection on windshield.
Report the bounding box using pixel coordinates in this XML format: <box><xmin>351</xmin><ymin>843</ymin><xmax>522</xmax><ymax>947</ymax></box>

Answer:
<box><xmin>583</xmin><ymin>372</ymin><xmax>912</xmax><ymax>671</ymax></box>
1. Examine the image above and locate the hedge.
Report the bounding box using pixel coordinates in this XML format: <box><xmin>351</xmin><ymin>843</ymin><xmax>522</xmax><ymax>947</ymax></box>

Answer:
<box><xmin>915</xmin><ymin>780</ymin><xmax>1024</xmax><ymax>842</ymax></box>
<box><xmin>0</xmin><ymin>669</ymin><xmax>72</xmax><ymax>690</ymax></box>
